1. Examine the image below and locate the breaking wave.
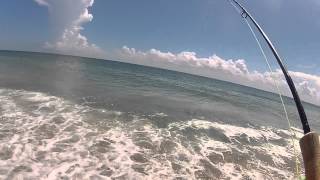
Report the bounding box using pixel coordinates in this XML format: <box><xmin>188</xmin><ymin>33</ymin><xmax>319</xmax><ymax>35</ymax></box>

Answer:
<box><xmin>0</xmin><ymin>89</ymin><xmax>302</xmax><ymax>179</ymax></box>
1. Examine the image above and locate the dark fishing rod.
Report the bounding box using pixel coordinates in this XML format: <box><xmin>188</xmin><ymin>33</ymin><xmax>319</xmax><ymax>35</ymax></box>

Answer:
<box><xmin>229</xmin><ymin>1</ymin><xmax>320</xmax><ymax>178</ymax></box>
<box><xmin>229</xmin><ymin>0</ymin><xmax>310</xmax><ymax>134</ymax></box>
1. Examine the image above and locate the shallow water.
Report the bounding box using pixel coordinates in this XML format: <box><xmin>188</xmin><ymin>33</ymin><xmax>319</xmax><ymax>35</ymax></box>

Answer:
<box><xmin>0</xmin><ymin>51</ymin><xmax>319</xmax><ymax>179</ymax></box>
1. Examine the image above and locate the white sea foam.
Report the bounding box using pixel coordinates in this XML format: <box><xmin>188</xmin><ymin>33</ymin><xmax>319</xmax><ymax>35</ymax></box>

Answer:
<box><xmin>0</xmin><ymin>88</ymin><xmax>302</xmax><ymax>179</ymax></box>
<box><xmin>168</xmin><ymin>119</ymin><xmax>302</xmax><ymax>179</ymax></box>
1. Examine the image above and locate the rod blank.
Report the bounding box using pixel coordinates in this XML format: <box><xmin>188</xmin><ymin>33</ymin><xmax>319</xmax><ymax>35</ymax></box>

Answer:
<box><xmin>229</xmin><ymin>0</ymin><xmax>310</xmax><ymax>134</ymax></box>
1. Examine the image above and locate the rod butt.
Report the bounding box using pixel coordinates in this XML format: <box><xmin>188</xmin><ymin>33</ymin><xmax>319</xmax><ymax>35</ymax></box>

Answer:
<box><xmin>300</xmin><ymin>132</ymin><xmax>320</xmax><ymax>180</ymax></box>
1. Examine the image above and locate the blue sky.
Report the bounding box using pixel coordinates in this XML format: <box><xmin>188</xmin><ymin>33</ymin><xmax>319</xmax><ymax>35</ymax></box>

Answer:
<box><xmin>0</xmin><ymin>0</ymin><xmax>319</xmax><ymax>104</ymax></box>
<box><xmin>0</xmin><ymin>0</ymin><xmax>319</xmax><ymax>74</ymax></box>
<box><xmin>90</xmin><ymin>0</ymin><xmax>320</xmax><ymax>74</ymax></box>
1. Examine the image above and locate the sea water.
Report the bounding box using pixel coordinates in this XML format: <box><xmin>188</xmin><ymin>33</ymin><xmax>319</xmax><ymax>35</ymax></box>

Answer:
<box><xmin>0</xmin><ymin>51</ymin><xmax>319</xmax><ymax>179</ymax></box>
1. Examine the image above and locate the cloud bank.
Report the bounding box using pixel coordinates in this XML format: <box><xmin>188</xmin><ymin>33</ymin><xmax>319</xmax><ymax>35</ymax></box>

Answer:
<box><xmin>116</xmin><ymin>46</ymin><xmax>320</xmax><ymax>106</ymax></box>
<box><xmin>34</xmin><ymin>0</ymin><xmax>103</xmax><ymax>57</ymax></box>
<box><xmin>34</xmin><ymin>0</ymin><xmax>319</xmax><ymax>106</ymax></box>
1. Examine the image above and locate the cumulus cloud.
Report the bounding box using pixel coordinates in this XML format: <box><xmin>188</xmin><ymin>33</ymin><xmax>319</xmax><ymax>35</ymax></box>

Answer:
<box><xmin>116</xmin><ymin>46</ymin><xmax>320</xmax><ymax>105</ymax></box>
<box><xmin>34</xmin><ymin>0</ymin><xmax>104</xmax><ymax>57</ymax></box>
<box><xmin>33</xmin><ymin>0</ymin><xmax>319</xmax><ymax>105</ymax></box>
<box><xmin>34</xmin><ymin>0</ymin><xmax>49</xmax><ymax>6</ymax></box>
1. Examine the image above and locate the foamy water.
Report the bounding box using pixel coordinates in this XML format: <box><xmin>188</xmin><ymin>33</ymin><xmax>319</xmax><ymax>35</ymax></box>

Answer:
<box><xmin>1</xmin><ymin>51</ymin><xmax>318</xmax><ymax>179</ymax></box>
<box><xmin>0</xmin><ymin>89</ymin><xmax>303</xmax><ymax>179</ymax></box>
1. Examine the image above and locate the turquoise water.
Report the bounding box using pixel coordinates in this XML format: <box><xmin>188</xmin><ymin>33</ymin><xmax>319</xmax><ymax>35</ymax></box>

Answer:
<box><xmin>0</xmin><ymin>50</ymin><xmax>319</xmax><ymax>179</ymax></box>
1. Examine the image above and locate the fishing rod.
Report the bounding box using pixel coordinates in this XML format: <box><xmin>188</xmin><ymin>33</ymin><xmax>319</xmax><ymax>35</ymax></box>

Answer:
<box><xmin>228</xmin><ymin>0</ymin><xmax>320</xmax><ymax>179</ymax></box>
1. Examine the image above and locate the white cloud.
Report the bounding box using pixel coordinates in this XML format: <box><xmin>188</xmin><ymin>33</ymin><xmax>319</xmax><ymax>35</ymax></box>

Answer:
<box><xmin>34</xmin><ymin>0</ymin><xmax>104</xmax><ymax>57</ymax></box>
<box><xmin>34</xmin><ymin>0</ymin><xmax>49</xmax><ymax>6</ymax></box>
<box><xmin>116</xmin><ymin>46</ymin><xmax>320</xmax><ymax>106</ymax></box>
<box><xmin>33</xmin><ymin>0</ymin><xmax>320</xmax><ymax>105</ymax></box>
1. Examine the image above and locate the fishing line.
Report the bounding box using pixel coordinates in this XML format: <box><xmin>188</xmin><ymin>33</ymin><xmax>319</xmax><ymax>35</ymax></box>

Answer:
<box><xmin>244</xmin><ymin>15</ymin><xmax>302</xmax><ymax>177</ymax></box>
<box><xmin>228</xmin><ymin>0</ymin><xmax>302</xmax><ymax>176</ymax></box>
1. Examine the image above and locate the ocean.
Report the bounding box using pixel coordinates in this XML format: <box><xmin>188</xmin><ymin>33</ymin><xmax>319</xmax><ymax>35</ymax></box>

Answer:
<box><xmin>0</xmin><ymin>50</ymin><xmax>319</xmax><ymax>179</ymax></box>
